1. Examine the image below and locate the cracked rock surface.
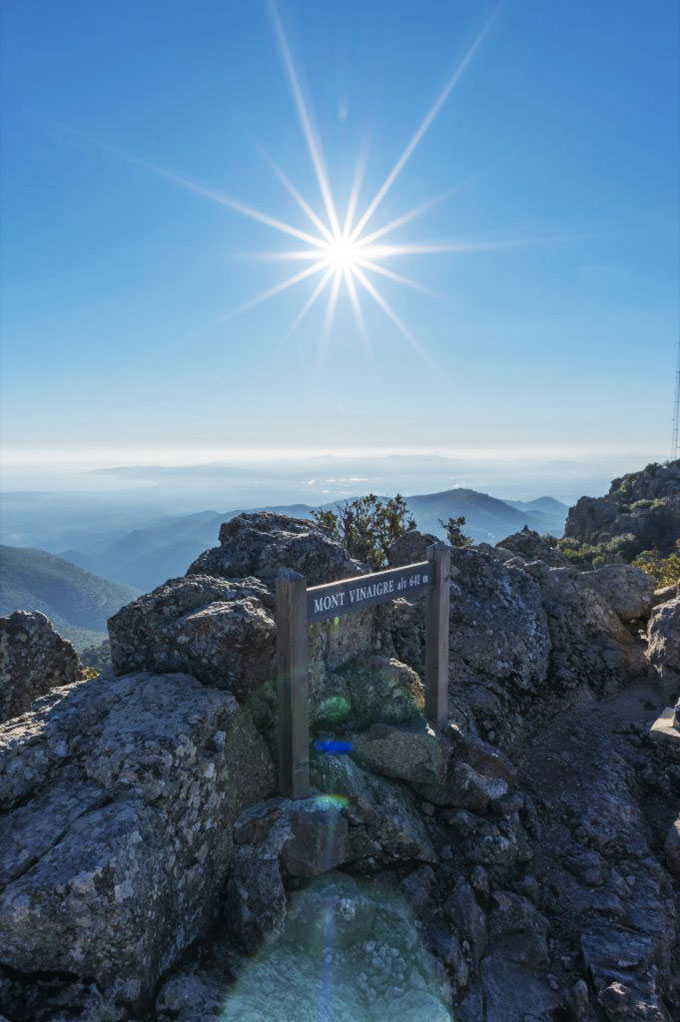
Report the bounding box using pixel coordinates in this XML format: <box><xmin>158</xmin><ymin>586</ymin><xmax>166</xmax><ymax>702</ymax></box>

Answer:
<box><xmin>0</xmin><ymin>672</ymin><xmax>274</xmax><ymax>1012</ymax></box>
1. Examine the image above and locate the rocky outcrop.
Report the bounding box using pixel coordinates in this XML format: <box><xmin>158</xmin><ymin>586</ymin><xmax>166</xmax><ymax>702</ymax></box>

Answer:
<box><xmin>2</xmin><ymin>504</ymin><xmax>677</xmax><ymax>1021</ymax></box>
<box><xmin>0</xmin><ymin>671</ymin><xmax>273</xmax><ymax>1009</ymax></box>
<box><xmin>187</xmin><ymin>511</ymin><xmax>360</xmax><ymax>585</ymax></box>
<box><xmin>521</xmin><ymin>559</ymin><xmax>646</xmax><ymax>693</ymax></box>
<box><xmin>648</xmin><ymin>595</ymin><xmax>680</xmax><ymax>697</ymax></box>
<box><xmin>565</xmin><ymin>459</ymin><xmax>680</xmax><ymax>556</ymax></box>
<box><xmin>0</xmin><ymin>611</ymin><xmax>83</xmax><ymax>723</ymax></box>
<box><xmin>496</xmin><ymin>527</ymin><xmax>570</xmax><ymax>567</ymax></box>
<box><xmin>330</xmin><ymin>655</ymin><xmax>424</xmax><ymax>731</ymax></box>
<box><xmin>444</xmin><ymin>545</ymin><xmax>552</xmax><ymax>743</ymax></box>
<box><xmin>579</xmin><ymin>563</ymin><xmax>656</xmax><ymax>621</ymax></box>
<box><xmin>388</xmin><ymin>540</ymin><xmax>649</xmax><ymax>750</ymax></box>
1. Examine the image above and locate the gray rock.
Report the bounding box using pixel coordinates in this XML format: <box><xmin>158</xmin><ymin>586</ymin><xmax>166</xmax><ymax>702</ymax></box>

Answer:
<box><xmin>581</xmin><ymin>927</ymin><xmax>672</xmax><ymax>1021</ymax></box>
<box><xmin>565</xmin><ymin>460</ymin><xmax>680</xmax><ymax>556</ymax></box>
<box><xmin>280</xmin><ymin>801</ymin><xmax>349</xmax><ymax>877</ymax></box>
<box><xmin>350</xmin><ymin>720</ymin><xmax>448</xmax><ymax>786</ymax></box>
<box><xmin>496</xmin><ymin>528</ymin><xmax>570</xmax><ymax>567</ymax></box>
<box><xmin>522</xmin><ymin>560</ymin><xmax>647</xmax><ymax>694</ymax></box>
<box><xmin>648</xmin><ymin>596</ymin><xmax>680</xmax><ymax>698</ymax></box>
<box><xmin>652</xmin><ymin>582</ymin><xmax>679</xmax><ymax>606</ymax></box>
<box><xmin>0</xmin><ymin>611</ymin><xmax>83</xmax><ymax>723</ymax></box>
<box><xmin>312</xmin><ymin>753</ymin><xmax>436</xmax><ymax>865</ymax></box>
<box><xmin>664</xmin><ymin>815</ymin><xmax>680</xmax><ymax>877</ymax></box>
<box><xmin>349</xmin><ymin>719</ymin><xmax>510</xmax><ymax>810</ymax></box>
<box><xmin>210</xmin><ymin>872</ymin><xmax>451</xmax><ymax>1021</ymax></box>
<box><xmin>387</xmin><ymin>530</ymin><xmax>438</xmax><ymax>568</ymax></box>
<box><xmin>446</xmin><ymin>545</ymin><xmax>552</xmax><ymax>743</ymax></box>
<box><xmin>579</xmin><ymin>563</ymin><xmax>656</xmax><ymax>621</ymax></box>
<box><xmin>156</xmin><ymin>967</ymin><xmax>227</xmax><ymax>1022</ymax></box>
<box><xmin>188</xmin><ymin>511</ymin><xmax>361</xmax><ymax>586</ymax></box>
<box><xmin>442</xmin><ymin>809</ymin><xmax>533</xmax><ymax>867</ymax></box>
<box><xmin>400</xmin><ymin>864</ymin><xmax>436</xmax><ymax>914</ymax></box>
<box><xmin>564</xmin><ymin>849</ymin><xmax>605</xmax><ymax>887</ymax></box>
<box><xmin>427</xmin><ymin>926</ymin><xmax>469</xmax><ymax>988</ymax></box>
<box><xmin>446</xmin><ymin>723</ymin><xmax>517</xmax><ymax>783</ymax></box>
<box><xmin>486</xmin><ymin>889</ymin><xmax>549</xmax><ymax>968</ymax></box>
<box><xmin>108</xmin><ymin>575</ymin><xmax>275</xmax><ymax>703</ymax></box>
<box><xmin>283</xmin><ymin>872</ymin><xmax>378</xmax><ymax>950</ymax></box>
<box><xmin>416</xmin><ymin>759</ymin><xmax>508</xmax><ymax>811</ymax></box>
<box><xmin>0</xmin><ymin>671</ymin><xmax>274</xmax><ymax>1008</ymax></box>
<box><xmin>443</xmin><ymin>880</ymin><xmax>487</xmax><ymax>965</ymax></box>
<box><xmin>337</xmin><ymin>655</ymin><xmax>424</xmax><ymax>731</ymax></box>
<box><xmin>226</xmin><ymin>850</ymin><xmax>286</xmax><ymax>953</ymax></box>
<box><xmin>479</xmin><ymin>954</ymin><xmax>561</xmax><ymax>1022</ymax></box>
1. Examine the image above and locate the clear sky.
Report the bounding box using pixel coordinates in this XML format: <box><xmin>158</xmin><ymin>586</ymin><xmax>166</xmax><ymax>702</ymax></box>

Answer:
<box><xmin>1</xmin><ymin>0</ymin><xmax>678</xmax><ymax>469</ymax></box>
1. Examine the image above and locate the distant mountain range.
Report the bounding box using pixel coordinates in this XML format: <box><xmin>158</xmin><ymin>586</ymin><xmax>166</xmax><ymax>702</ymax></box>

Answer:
<box><xmin>0</xmin><ymin>545</ymin><xmax>139</xmax><ymax>650</ymax></box>
<box><xmin>57</xmin><ymin>490</ymin><xmax>568</xmax><ymax>592</ymax></box>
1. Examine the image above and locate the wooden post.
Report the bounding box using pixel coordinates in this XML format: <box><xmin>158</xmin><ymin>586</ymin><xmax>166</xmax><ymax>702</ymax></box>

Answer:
<box><xmin>276</xmin><ymin>569</ymin><xmax>310</xmax><ymax>798</ymax></box>
<box><xmin>425</xmin><ymin>543</ymin><xmax>450</xmax><ymax>728</ymax></box>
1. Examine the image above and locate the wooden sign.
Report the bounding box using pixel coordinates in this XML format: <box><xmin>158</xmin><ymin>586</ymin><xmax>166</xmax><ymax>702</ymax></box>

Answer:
<box><xmin>276</xmin><ymin>542</ymin><xmax>450</xmax><ymax>799</ymax></box>
<box><xmin>307</xmin><ymin>562</ymin><xmax>433</xmax><ymax>622</ymax></box>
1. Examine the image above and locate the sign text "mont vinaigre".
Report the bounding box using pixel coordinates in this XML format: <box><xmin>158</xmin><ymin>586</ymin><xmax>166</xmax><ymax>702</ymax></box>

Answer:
<box><xmin>307</xmin><ymin>562</ymin><xmax>433</xmax><ymax>623</ymax></box>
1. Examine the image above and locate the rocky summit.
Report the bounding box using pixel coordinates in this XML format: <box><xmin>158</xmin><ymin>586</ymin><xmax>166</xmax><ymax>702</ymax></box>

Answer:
<box><xmin>0</xmin><ymin>493</ymin><xmax>678</xmax><ymax>1021</ymax></box>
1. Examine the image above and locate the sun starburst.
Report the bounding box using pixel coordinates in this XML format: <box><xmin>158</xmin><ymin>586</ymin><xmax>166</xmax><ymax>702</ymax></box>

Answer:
<box><xmin>213</xmin><ymin>1</ymin><xmax>504</xmax><ymax>368</ymax></box>
<box><xmin>114</xmin><ymin>3</ymin><xmax>506</xmax><ymax>373</ymax></box>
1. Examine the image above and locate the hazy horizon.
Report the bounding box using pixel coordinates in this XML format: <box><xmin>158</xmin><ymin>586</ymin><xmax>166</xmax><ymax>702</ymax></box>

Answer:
<box><xmin>0</xmin><ymin>447</ymin><xmax>670</xmax><ymax>509</ymax></box>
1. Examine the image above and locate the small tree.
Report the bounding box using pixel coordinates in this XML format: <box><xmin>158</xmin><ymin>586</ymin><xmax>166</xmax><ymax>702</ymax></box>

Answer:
<box><xmin>440</xmin><ymin>515</ymin><xmax>471</xmax><ymax>548</ymax></box>
<box><xmin>313</xmin><ymin>493</ymin><xmax>416</xmax><ymax>570</ymax></box>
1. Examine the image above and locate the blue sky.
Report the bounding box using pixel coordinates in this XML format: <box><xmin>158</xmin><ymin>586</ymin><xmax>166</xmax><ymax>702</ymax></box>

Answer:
<box><xmin>2</xmin><ymin>0</ymin><xmax>678</xmax><ymax>470</ymax></box>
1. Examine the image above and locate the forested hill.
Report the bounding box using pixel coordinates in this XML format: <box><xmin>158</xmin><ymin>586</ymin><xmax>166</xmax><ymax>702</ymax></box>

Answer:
<box><xmin>57</xmin><ymin>491</ymin><xmax>568</xmax><ymax>592</ymax></box>
<box><xmin>0</xmin><ymin>545</ymin><xmax>138</xmax><ymax>650</ymax></box>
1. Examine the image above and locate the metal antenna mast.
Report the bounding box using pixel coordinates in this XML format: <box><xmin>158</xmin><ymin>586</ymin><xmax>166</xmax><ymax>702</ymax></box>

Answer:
<box><xmin>672</xmin><ymin>335</ymin><xmax>680</xmax><ymax>461</ymax></box>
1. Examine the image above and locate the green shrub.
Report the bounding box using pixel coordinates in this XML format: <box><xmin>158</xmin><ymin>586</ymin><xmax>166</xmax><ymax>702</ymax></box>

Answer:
<box><xmin>439</xmin><ymin>515</ymin><xmax>471</xmax><ymax>548</ymax></box>
<box><xmin>556</xmin><ymin>533</ymin><xmax>638</xmax><ymax>568</ymax></box>
<box><xmin>633</xmin><ymin>541</ymin><xmax>680</xmax><ymax>587</ymax></box>
<box><xmin>313</xmin><ymin>493</ymin><xmax>416</xmax><ymax>570</ymax></box>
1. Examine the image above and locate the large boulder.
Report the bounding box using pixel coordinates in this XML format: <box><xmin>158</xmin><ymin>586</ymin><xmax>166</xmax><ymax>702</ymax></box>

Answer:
<box><xmin>0</xmin><ymin>611</ymin><xmax>83</xmax><ymax>723</ymax></box>
<box><xmin>108</xmin><ymin>576</ymin><xmax>389</xmax><ymax>746</ymax></box>
<box><xmin>108</xmin><ymin>575</ymin><xmax>275</xmax><ymax>704</ymax></box>
<box><xmin>579</xmin><ymin>564</ymin><xmax>656</xmax><ymax>621</ymax></box>
<box><xmin>187</xmin><ymin>511</ymin><xmax>361</xmax><ymax>586</ymax></box>
<box><xmin>0</xmin><ymin>672</ymin><xmax>274</xmax><ymax>1009</ymax></box>
<box><xmin>648</xmin><ymin>595</ymin><xmax>680</xmax><ymax>697</ymax></box>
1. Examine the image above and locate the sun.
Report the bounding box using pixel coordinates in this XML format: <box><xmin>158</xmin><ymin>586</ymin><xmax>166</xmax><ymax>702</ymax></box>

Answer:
<box><xmin>324</xmin><ymin>234</ymin><xmax>362</xmax><ymax>275</ymax></box>
<box><xmin>125</xmin><ymin>4</ymin><xmax>504</xmax><ymax>373</ymax></box>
